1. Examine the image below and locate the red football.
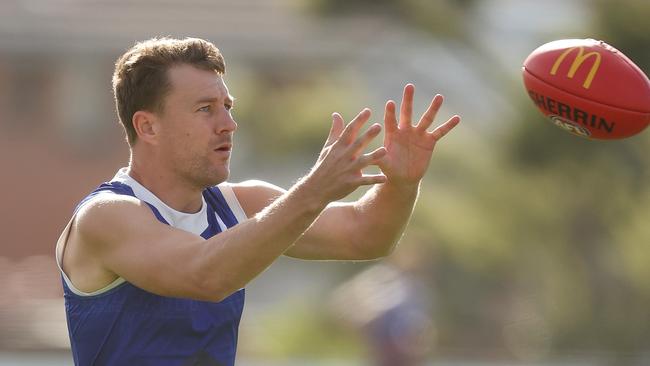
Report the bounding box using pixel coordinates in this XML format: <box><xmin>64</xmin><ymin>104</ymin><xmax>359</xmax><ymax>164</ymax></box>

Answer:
<box><xmin>522</xmin><ymin>39</ymin><xmax>650</xmax><ymax>139</ymax></box>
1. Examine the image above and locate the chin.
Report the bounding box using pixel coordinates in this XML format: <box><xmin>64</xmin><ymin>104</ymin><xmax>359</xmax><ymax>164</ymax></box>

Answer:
<box><xmin>205</xmin><ymin>168</ymin><xmax>229</xmax><ymax>187</ymax></box>
<box><xmin>185</xmin><ymin>159</ymin><xmax>230</xmax><ymax>188</ymax></box>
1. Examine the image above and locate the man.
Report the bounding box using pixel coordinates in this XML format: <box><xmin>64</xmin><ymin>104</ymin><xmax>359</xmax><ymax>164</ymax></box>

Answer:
<box><xmin>55</xmin><ymin>37</ymin><xmax>460</xmax><ymax>365</ymax></box>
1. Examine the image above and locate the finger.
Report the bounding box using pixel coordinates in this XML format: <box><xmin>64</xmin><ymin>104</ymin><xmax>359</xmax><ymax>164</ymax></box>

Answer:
<box><xmin>399</xmin><ymin>83</ymin><xmax>415</xmax><ymax>128</ymax></box>
<box><xmin>355</xmin><ymin>147</ymin><xmax>387</xmax><ymax>168</ymax></box>
<box><xmin>340</xmin><ymin>108</ymin><xmax>371</xmax><ymax>145</ymax></box>
<box><xmin>429</xmin><ymin>115</ymin><xmax>461</xmax><ymax>141</ymax></box>
<box><xmin>415</xmin><ymin>94</ymin><xmax>443</xmax><ymax>132</ymax></box>
<box><xmin>383</xmin><ymin>100</ymin><xmax>397</xmax><ymax>135</ymax></box>
<box><xmin>357</xmin><ymin>174</ymin><xmax>387</xmax><ymax>186</ymax></box>
<box><xmin>349</xmin><ymin>123</ymin><xmax>382</xmax><ymax>157</ymax></box>
<box><xmin>324</xmin><ymin>113</ymin><xmax>345</xmax><ymax>147</ymax></box>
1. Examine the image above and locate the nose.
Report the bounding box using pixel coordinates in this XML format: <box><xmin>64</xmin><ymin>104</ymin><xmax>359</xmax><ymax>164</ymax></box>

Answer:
<box><xmin>216</xmin><ymin>109</ymin><xmax>237</xmax><ymax>134</ymax></box>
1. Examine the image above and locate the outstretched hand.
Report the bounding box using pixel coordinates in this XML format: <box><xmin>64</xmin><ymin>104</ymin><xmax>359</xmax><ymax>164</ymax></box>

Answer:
<box><xmin>379</xmin><ymin>84</ymin><xmax>460</xmax><ymax>186</ymax></box>
<box><xmin>307</xmin><ymin>109</ymin><xmax>387</xmax><ymax>204</ymax></box>
<box><xmin>308</xmin><ymin>84</ymin><xmax>459</xmax><ymax>205</ymax></box>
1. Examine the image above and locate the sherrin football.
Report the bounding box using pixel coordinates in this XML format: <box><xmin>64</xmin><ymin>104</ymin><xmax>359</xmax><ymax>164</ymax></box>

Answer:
<box><xmin>522</xmin><ymin>39</ymin><xmax>650</xmax><ymax>139</ymax></box>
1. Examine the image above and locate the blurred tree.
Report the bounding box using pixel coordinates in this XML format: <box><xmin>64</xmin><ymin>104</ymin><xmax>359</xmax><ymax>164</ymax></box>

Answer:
<box><xmin>232</xmin><ymin>70</ymin><xmax>366</xmax><ymax>162</ymax></box>
<box><xmin>594</xmin><ymin>0</ymin><xmax>650</xmax><ymax>72</ymax></box>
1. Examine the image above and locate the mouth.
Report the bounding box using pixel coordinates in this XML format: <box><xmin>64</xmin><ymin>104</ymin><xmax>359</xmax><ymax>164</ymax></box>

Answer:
<box><xmin>214</xmin><ymin>143</ymin><xmax>232</xmax><ymax>152</ymax></box>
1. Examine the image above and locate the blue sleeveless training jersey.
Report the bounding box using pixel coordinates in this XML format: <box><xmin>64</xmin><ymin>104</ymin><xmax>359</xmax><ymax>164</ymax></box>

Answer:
<box><xmin>56</xmin><ymin>169</ymin><xmax>247</xmax><ymax>366</ymax></box>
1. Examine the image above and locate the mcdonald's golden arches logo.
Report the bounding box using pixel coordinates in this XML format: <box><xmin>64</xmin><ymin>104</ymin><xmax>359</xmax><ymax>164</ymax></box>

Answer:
<box><xmin>550</xmin><ymin>46</ymin><xmax>602</xmax><ymax>89</ymax></box>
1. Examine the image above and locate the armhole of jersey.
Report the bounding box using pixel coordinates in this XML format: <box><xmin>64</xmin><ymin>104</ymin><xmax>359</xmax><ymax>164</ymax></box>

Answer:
<box><xmin>55</xmin><ymin>194</ymin><xmax>126</xmax><ymax>297</ymax></box>
<box><xmin>218</xmin><ymin>183</ymin><xmax>248</xmax><ymax>223</ymax></box>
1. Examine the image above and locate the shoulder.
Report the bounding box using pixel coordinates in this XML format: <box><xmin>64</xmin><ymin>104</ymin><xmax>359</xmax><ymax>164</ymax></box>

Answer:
<box><xmin>226</xmin><ymin>180</ymin><xmax>285</xmax><ymax>217</ymax></box>
<box><xmin>76</xmin><ymin>192</ymin><xmax>149</xmax><ymax>222</ymax></box>
<box><xmin>64</xmin><ymin>192</ymin><xmax>164</xmax><ymax>284</ymax></box>
<box><xmin>74</xmin><ymin>193</ymin><xmax>159</xmax><ymax>246</ymax></box>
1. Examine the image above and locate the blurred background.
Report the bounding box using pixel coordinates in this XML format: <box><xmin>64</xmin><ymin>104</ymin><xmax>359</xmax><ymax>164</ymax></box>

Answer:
<box><xmin>1</xmin><ymin>0</ymin><xmax>650</xmax><ymax>365</ymax></box>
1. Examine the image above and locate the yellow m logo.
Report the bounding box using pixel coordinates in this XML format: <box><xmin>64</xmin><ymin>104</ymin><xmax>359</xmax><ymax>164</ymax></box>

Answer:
<box><xmin>550</xmin><ymin>47</ymin><xmax>601</xmax><ymax>89</ymax></box>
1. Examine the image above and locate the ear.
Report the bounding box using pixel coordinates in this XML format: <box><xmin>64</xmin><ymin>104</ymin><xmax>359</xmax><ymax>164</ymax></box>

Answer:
<box><xmin>132</xmin><ymin>110</ymin><xmax>160</xmax><ymax>145</ymax></box>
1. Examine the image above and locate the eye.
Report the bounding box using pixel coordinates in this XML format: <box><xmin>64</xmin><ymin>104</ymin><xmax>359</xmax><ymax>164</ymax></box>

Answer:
<box><xmin>198</xmin><ymin>105</ymin><xmax>211</xmax><ymax>112</ymax></box>
<box><xmin>225</xmin><ymin>103</ymin><xmax>233</xmax><ymax>111</ymax></box>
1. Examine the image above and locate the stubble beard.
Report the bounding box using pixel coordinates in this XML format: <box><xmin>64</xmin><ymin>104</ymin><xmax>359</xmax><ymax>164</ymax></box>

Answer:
<box><xmin>180</xmin><ymin>153</ymin><xmax>230</xmax><ymax>190</ymax></box>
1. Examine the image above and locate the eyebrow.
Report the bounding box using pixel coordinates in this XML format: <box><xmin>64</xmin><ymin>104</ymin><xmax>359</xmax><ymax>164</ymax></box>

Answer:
<box><xmin>195</xmin><ymin>95</ymin><xmax>235</xmax><ymax>105</ymax></box>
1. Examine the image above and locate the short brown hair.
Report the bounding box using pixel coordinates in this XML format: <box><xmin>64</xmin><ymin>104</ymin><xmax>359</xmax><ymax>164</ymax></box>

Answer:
<box><xmin>112</xmin><ymin>37</ymin><xmax>226</xmax><ymax>145</ymax></box>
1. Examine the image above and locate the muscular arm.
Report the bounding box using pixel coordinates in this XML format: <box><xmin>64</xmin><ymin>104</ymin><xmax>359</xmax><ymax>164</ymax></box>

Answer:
<box><xmin>342</xmin><ymin>181</ymin><xmax>420</xmax><ymax>258</ymax></box>
<box><xmin>233</xmin><ymin>180</ymin><xmax>418</xmax><ymax>261</ymax></box>
<box><xmin>73</xmin><ymin>181</ymin><xmax>325</xmax><ymax>302</ymax></box>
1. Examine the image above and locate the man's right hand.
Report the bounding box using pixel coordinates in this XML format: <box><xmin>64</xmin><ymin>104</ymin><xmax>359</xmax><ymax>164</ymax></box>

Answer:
<box><xmin>304</xmin><ymin>108</ymin><xmax>387</xmax><ymax>205</ymax></box>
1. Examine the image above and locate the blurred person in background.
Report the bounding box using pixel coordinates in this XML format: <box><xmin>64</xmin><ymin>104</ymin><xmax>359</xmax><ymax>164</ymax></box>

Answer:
<box><xmin>54</xmin><ymin>37</ymin><xmax>460</xmax><ymax>366</ymax></box>
<box><xmin>330</xmin><ymin>244</ymin><xmax>435</xmax><ymax>366</ymax></box>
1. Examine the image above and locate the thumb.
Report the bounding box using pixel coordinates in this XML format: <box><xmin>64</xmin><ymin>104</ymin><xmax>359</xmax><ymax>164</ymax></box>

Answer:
<box><xmin>324</xmin><ymin>113</ymin><xmax>344</xmax><ymax>148</ymax></box>
<box><xmin>376</xmin><ymin>153</ymin><xmax>390</xmax><ymax>171</ymax></box>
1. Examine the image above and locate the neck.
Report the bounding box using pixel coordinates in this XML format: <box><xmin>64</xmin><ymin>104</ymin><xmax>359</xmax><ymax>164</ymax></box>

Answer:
<box><xmin>127</xmin><ymin>152</ymin><xmax>204</xmax><ymax>214</ymax></box>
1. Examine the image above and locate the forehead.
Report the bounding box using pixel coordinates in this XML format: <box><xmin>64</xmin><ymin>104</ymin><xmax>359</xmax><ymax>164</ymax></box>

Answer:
<box><xmin>166</xmin><ymin>64</ymin><xmax>229</xmax><ymax>101</ymax></box>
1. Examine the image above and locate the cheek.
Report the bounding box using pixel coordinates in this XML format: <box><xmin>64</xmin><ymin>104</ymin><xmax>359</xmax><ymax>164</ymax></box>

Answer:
<box><xmin>176</xmin><ymin>133</ymin><xmax>199</xmax><ymax>154</ymax></box>
<box><xmin>164</xmin><ymin>119</ymin><xmax>196</xmax><ymax>145</ymax></box>
<box><xmin>177</xmin><ymin>131</ymin><xmax>211</xmax><ymax>161</ymax></box>
<box><xmin>160</xmin><ymin>130</ymin><xmax>193</xmax><ymax>162</ymax></box>
<box><xmin>160</xmin><ymin>116</ymin><xmax>211</xmax><ymax>157</ymax></box>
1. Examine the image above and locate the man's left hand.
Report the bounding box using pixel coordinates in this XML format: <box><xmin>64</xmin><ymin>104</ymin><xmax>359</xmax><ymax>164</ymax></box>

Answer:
<box><xmin>379</xmin><ymin>83</ymin><xmax>460</xmax><ymax>187</ymax></box>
